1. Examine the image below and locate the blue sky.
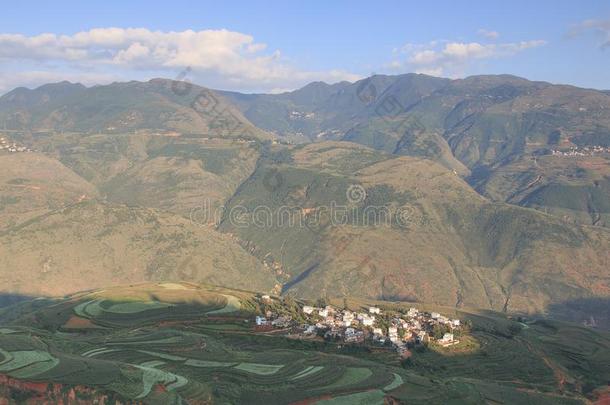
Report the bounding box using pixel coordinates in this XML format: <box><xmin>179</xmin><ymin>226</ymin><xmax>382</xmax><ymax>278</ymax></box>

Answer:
<box><xmin>1</xmin><ymin>0</ymin><xmax>609</xmax><ymax>93</ymax></box>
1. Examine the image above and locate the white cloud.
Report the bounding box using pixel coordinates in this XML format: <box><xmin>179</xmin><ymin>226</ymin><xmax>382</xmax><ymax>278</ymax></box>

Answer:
<box><xmin>390</xmin><ymin>38</ymin><xmax>546</xmax><ymax>77</ymax></box>
<box><xmin>569</xmin><ymin>19</ymin><xmax>610</xmax><ymax>49</ymax></box>
<box><xmin>477</xmin><ymin>29</ymin><xmax>500</xmax><ymax>40</ymax></box>
<box><xmin>0</xmin><ymin>27</ymin><xmax>360</xmax><ymax>93</ymax></box>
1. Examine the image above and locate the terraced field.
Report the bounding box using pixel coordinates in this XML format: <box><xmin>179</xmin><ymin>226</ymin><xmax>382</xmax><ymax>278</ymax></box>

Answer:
<box><xmin>0</xmin><ymin>282</ymin><xmax>607</xmax><ymax>403</ymax></box>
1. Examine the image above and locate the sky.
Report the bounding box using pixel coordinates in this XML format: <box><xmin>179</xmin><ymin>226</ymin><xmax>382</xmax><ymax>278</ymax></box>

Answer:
<box><xmin>0</xmin><ymin>0</ymin><xmax>609</xmax><ymax>94</ymax></box>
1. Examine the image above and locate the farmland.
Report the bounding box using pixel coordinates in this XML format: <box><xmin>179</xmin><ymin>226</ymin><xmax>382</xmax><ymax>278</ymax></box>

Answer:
<box><xmin>0</xmin><ymin>282</ymin><xmax>608</xmax><ymax>403</ymax></box>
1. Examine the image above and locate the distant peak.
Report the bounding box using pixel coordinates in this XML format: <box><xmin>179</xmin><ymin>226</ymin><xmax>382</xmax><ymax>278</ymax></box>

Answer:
<box><xmin>36</xmin><ymin>81</ymin><xmax>87</xmax><ymax>91</ymax></box>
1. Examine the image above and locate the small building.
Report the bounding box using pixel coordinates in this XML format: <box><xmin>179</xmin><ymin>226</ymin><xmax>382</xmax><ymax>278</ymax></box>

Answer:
<box><xmin>438</xmin><ymin>332</ymin><xmax>458</xmax><ymax>347</ymax></box>
<box><xmin>318</xmin><ymin>308</ymin><xmax>329</xmax><ymax>317</ymax></box>
<box><xmin>255</xmin><ymin>316</ymin><xmax>268</xmax><ymax>326</ymax></box>
<box><xmin>344</xmin><ymin>328</ymin><xmax>365</xmax><ymax>343</ymax></box>
<box><xmin>342</xmin><ymin>311</ymin><xmax>354</xmax><ymax>322</ymax></box>
<box><xmin>369</xmin><ymin>306</ymin><xmax>381</xmax><ymax>314</ymax></box>
<box><xmin>431</xmin><ymin>312</ymin><xmax>440</xmax><ymax>319</ymax></box>
<box><xmin>452</xmin><ymin>319</ymin><xmax>460</xmax><ymax>327</ymax></box>
<box><xmin>388</xmin><ymin>326</ymin><xmax>399</xmax><ymax>343</ymax></box>
<box><xmin>302</xmin><ymin>305</ymin><xmax>315</xmax><ymax>315</ymax></box>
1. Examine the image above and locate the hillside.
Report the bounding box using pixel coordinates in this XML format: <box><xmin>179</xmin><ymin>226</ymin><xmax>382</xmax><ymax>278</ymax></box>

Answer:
<box><xmin>3</xmin><ymin>75</ymin><xmax>608</xmax><ymax>226</ymax></box>
<box><xmin>218</xmin><ymin>142</ymin><xmax>610</xmax><ymax>322</ymax></box>
<box><xmin>0</xmin><ymin>282</ymin><xmax>607</xmax><ymax>403</ymax></box>
<box><xmin>0</xmin><ymin>75</ymin><xmax>609</xmax><ymax>327</ymax></box>
<box><xmin>220</xmin><ymin>73</ymin><xmax>450</xmax><ymax>143</ymax></box>
<box><xmin>0</xmin><ymin>152</ymin><xmax>98</xmax><ymax>230</ymax></box>
<box><xmin>0</xmin><ymin>201</ymin><xmax>277</xmax><ymax>297</ymax></box>
<box><xmin>0</xmin><ymin>79</ymin><xmax>272</xmax><ymax>140</ymax></box>
<box><xmin>222</xmin><ymin>74</ymin><xmax>610</xmax><ymax>227</ymax></box>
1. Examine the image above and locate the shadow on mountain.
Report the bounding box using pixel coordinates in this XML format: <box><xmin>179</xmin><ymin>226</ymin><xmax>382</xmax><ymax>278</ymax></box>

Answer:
<box><xmin>540</xmin><ymin>296</ymin><xmax>610</xmax><ymax>330</ymax></box>
<box><xmin>0</xmin><ymin>292</ymin><xmax>38</xmax><ymax>308</ymax></box>
<box><xmin>0</xmin><ymin>292</ymin><xmax>57</xmax><ymax>325</ymax></box>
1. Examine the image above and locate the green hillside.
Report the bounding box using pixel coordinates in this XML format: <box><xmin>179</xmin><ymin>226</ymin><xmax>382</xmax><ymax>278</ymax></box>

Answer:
<box><xmin>221</xmin><ymin>74</ymin><xmax>610</xmax><ymax>227</ymax></box>
<box><xmin>0</xmin><ymin>79</ymin><xmax>272</xmax><ymax>140</ymax></box>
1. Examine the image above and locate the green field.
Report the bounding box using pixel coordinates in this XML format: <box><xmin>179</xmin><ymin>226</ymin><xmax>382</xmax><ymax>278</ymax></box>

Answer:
<box><xmin>0</xmin><ymin>282</ymin><xmax>607</xmax><ymax>403</ymax></box>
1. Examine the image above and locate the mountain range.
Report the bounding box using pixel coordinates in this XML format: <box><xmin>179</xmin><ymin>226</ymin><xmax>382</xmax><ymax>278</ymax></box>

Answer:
<box><xmin>0</xmin><ymin>74</ymin><xmax>609</xmax><ymax>327</ymax></box>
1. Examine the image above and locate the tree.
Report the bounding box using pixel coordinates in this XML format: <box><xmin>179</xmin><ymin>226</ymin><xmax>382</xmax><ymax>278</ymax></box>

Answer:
<box><xmin>432</xmin><ymin>324</ymin><xmax>451</xmax><ymax>339</ymax></box>
<box><xmin>401</xmin><ymin>357</ymin><xmax>413</xmax><ymax>368</ymax></box>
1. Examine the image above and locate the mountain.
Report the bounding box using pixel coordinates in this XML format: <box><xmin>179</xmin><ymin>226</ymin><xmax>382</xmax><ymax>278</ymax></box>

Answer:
<box><xmin>0</xmin><ymin>282</ymin><xmax>607</xmax><ymax>403</ymax></box>
<box><xmin>218</xmin><ymin>142</ymin><xmax>610</xmax><ymax>320</ymax></box>
<box><xmin>0</xmin><ymin>79</ymin><xmax>272</xmax><ymax>140</ymax></box>
<box><xmin>219</xmin><ymin>73</ymin><xmax>450</xmax><ymax>142</ymax></box>
<box><xmin>222</xmin><ymin>74</ymin><xmax>610</xmax><ymax>227</ymax></box>
<box><xmin>1</xmin><ymin>75</ymin><xmax>609</xmax><ymax>326</ymax></box>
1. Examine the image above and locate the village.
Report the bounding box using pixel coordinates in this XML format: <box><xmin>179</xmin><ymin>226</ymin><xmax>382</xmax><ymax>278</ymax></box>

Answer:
<box><xmin>550</xmin><ymin>145</ymin><xmax>610</xmax><ymax>157</ymax></box>
<box><xmin>253</xmin><ymin>295</ymin><xmax>464</xmax><ymax>357</ymax></box>
<box><xmin>0</xmin><ymin>136</ymin><xmax>32</xmax><ymax>153</ymax></box>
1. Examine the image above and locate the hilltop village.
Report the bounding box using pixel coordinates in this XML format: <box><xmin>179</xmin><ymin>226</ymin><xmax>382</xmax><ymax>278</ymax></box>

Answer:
<box><xmin>550</xmin><ymin>145</ymin><xmax>610</xmax><ymax>157</ymax></box>
<box><xmin>252</xmin><ymin>295</ymin><xmax>465</xmax><ymax>357</ymax></box>
<box><xmin>0</xmin><ymin>136</ymin><xmax>32</xmax><ymax>153</ymax></box>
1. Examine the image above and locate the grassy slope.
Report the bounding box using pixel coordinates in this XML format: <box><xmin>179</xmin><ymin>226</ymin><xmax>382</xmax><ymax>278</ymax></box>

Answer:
<box><xmin>0</xmin><ymin>201</ymin><xmax>277</xmax><ymax>297</ymax></box>
<box><xmin>23</xmin><ymin>132</ymin><xmax>261</xmax><ymax>218</ymax></box>
<box><xmin>0</xmin><ymin>152</ymin><xmax>99</xmax><ymax>230</ymax></box>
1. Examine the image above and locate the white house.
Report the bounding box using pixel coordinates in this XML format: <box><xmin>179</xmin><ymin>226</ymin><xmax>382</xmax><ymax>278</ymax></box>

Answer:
<box><xmin>439</xmin><ymin>333</ymin><xmax>454</xmax><ymax>345</ymax></box>
<box><xmin>369</xmin><ymin>307</ymin><xmax>381</xmax><ymax>314</ymax></box>
<box><xmin>388</xmin><ymin>326</ymin><xmax>399</xmax><ymax>343</ymax></box>
<box><xmin>302</xmin><ymin>305</ymin><xmax>314</xmax><ymax>315</ymax></box>
<box><xmin>431</xmin><ymin>312</ymin><xmax>440</xmax><ymax>319</ymax></box>
<box><xmin>342</xmin><ymin>311</ymin><xmax>354</xmax><ymax>322</ymax></box>
<box><xmin>255</xmin><ymin>316</ymin><xmax>267</xmax><ymax>326</ymax></box>
<box><xmin>318</xmin><ymin>308</ymin><xmax>329</xmax><ymax>317</ymax></box>
<box><xmin>372</xmin><ymin>327</ymin><xmax>383</xmax><ymax>336</ymax></box>
<box><xmin>361</xmin><ymin>316</ymin><xmax>375</xmax><ymax>326</ymax></box>
<box><xmin>452</xmin><ymin>319</ymin><xmax>460</xmax><ymax>327</ymax></box>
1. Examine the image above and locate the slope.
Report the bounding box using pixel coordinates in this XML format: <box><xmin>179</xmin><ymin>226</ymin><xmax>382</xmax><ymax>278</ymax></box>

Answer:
<box><xmin>0</xmin><ymin>201</ymin><xmax>277</xmax><ymax>297</ymax></box>
<box><xmin>0</xmin><ymin>79</ymin><xmax>272</xmax><ymax>140</ymax></box>
<box><xmin>218</xmin><ymin>141</ymin><xmax>610</xmax><ymax>319</ymax></box>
